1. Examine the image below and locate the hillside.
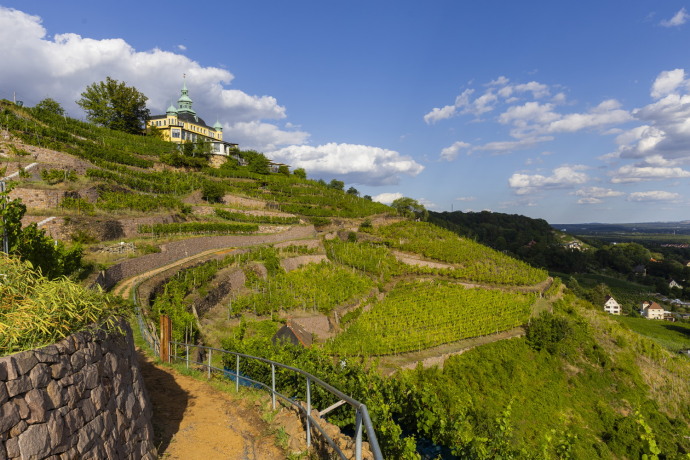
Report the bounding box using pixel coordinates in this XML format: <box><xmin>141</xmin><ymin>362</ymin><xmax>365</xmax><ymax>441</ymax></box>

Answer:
<box><xmin>2</xmin><ymin>100</ymin><xmax>690</xmax><ymax>459</ymax></box>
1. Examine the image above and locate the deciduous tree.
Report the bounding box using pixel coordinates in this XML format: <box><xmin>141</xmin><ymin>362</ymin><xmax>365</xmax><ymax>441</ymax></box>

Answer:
<box><xmin>77</xmin><ymin>77</ymin><xmax>150</xmax><ymax>134</ymax></box>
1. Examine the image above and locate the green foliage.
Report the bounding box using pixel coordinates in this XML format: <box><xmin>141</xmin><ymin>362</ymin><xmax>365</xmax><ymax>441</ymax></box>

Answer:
<box><xmin>330</xmin><ymin>280</ymin><xmax>535</xmax><ymax>355</ymax></box>
<box><xmin>160</xmin><ymin>151</ymin><xmax>208</xmax><ymax>168</ymax></box>
<box><xmin>325</xmin><ymin>239</ymin><xmax>402</xmax><ymax>279</ymax></box>
<box><xmin>96</xmin><ymin>191</ymin><xmax>187</xmax><ymax>213</ymax></box>
<box><xmin>525</xmin><ymin>311</ymin><xmax>574</xmax><ymax>354</ymax></box>
<box><xmin>139</xmin><ymin>221</ymin><xmax>258</xmax><ymax>236</ymax></box>
<box><xmin>76</xmin><ymin>76</ymin><xmax>150</xmax><ymax>134</ymax></box>
<box><xmin>41</xmin><ymin>168</ymin><xmax>77</xmax><ymax>185</ymax></box>
<box><xmin>328</xmin><ymin>179</ymin><xmax>344</xmax><ymax>191</ymax></box>
<box><xmin>34</xmin><ymin>98</ymin><xmax>65</xmax><ymax>116</ymax></box>
<box><xmin>614</xmin><ymin>316</ymin><xmax>690</xmax><ymax>352</ymax></box>
<box><xmin>391</xmin><ymin>196</ymin><xmax>428</xmax><ymax>221</ymax></box>
<box><xmin>233</xmin><ymin>261</ymin><xmax>373</xmax><ymax>315</ymax></box>
<box><xmin>201</xmin><ymin>180</ymin><xmax>225</xmax><ymax>203</ymax></box>
<box><xmin>373</xmin><ymin>221</ymin><xmax>548</xmax><ymax>285</ymax></box>
<box><xmin>60</xmin><ymin>196</ymin><xmax>94</xmax><ymax>214</ymax></box>
<box><xmin>0</xmin><ymin>255</ymin><xmax>129</xmax><ymax>354</ymax></box>
<box><xmin>293</xmin><ymin>167</ymin><xmax>306</xmax><ymax>179</ymax></box>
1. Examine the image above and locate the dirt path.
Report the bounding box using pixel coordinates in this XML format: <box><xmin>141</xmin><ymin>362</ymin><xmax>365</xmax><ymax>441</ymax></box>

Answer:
<box><xmin>139</xmin><ymin>352</ymin><xmax>285</xmax><ymax>459</ymax></box>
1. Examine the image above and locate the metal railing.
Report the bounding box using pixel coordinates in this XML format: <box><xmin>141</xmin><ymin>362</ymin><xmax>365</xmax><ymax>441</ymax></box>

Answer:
<box><xmin>131</xmin><ymin>281</ymin><xmax>382</xmax><ymax>459</ymax></box>
<box><xmin>168</xmin><ymin>341</ymin><xmax>383</xmax><ymax>460</ymax></box>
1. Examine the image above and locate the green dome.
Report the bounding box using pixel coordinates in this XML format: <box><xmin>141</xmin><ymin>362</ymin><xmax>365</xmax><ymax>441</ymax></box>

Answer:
<box><xmin>213</xmin><ymin>120</ymin><xmax>223</xmax><ymax>130</ymax></box>
<box><xmin>166</xmin><ymin>104</ymin><xmax>177</xmax><ymax>114</ymax></box>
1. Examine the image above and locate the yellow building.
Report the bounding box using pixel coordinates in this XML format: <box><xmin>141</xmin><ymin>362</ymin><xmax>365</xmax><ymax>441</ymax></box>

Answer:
<box><xmin>148</xmin><ymin>81</ymin><xmax>238</xmax><ymax>155</ymax></box>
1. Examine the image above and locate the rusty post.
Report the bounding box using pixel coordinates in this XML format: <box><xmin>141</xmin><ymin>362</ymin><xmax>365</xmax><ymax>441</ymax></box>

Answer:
<box><xmin>160</xmin><ymin>315</ymin><xmax>172</xmax><ymax>363</ymax></box>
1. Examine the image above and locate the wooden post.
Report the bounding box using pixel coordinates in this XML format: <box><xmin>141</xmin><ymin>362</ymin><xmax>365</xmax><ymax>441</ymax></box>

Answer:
<box><xmin>160</xmin><ymin>315</ymin><xmax>172</xmax><ymax>363</ymax></box>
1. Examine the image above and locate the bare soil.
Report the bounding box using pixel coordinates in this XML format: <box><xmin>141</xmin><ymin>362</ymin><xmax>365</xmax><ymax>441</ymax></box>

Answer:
<box><xmin>139</xmin><ymin>352</ymin><xmax>285</xmax><ymax>459</ymax></box>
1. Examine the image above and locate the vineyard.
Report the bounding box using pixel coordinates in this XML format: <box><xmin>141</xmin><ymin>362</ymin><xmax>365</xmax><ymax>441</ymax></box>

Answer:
<box><xmin>329</xmin><ymin>280</ymin><xmax>536</xmax><ymax>355</ymax></box>
<box><xmin>233</xmin><ymin>261</ymin><xmax>374</xmax><ymax>315</ymax></box>
<box><xmin>324</xmin><ymin>239</ymin><xmax>403</xmax><ymax>279</ymax></box>
<box><xmin>370</xmin><ymin>221</ymin><xmax>548</xmax><ymax>285</ymax></box>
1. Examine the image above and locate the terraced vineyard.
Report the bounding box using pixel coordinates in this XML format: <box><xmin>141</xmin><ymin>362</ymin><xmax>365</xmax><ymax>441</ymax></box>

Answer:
<box><xmin>369</xmin><ymin>221</ymin><xmax>548</xmax><ymax>285</ymax></box>
<box><xmin>330</xmin><ymin>280</ymin><xmax>536</xmax><ymax>355</ymax></box>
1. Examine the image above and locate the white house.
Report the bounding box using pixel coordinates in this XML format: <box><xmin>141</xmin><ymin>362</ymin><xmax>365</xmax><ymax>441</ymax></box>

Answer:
<box><xmin>603</xmin><ymin>295</ymin><xmax>621</xmax><ymax>315</ymax></box>
<box><xmin>642</xmin><ymin>301</ymin><xmax>664</xmax><ymax>320</ymax></box>
<box><xmin>669</xmin><ymin>279</ymin><xmax>683</xmax><ymax>290</ymax></box>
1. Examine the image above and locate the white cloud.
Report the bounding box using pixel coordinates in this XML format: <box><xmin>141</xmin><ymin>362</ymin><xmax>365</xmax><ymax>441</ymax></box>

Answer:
<box><xmin>423</xmin><ymin>104</ymin><xmax>457</xmax><ymax>124</ymax></box>
<box><xmin>610</xmin><ymin>164</ymin><xmax>690</xmax><ymax>183</ymax></box>
<box><xmin>440</xmin><ymin>141</ymin><xmax>471</xmax><ymax>161</ymax></box>
<box><xmin>573</xmin><ymin>187</ymin><xmax>624</xmax><ymax>204</ymax></box>
<box><xmin>660</xmin><ymin>8</ymin><xmax>690</xmax><ymax>27</ymax></box>
<box><xmin>177</xmin><ymin>44</ymin><xmax>187</xmax><ymax>51</ymax></box>
<box><xmin>223</xmin><ymin>121</ymin><xmax>309</xmax><ymax>152</ymax></box>
<box><xmin>455</xmin><ymin>196</ymin><xmax>476</xmax><ymax>202</ymax></box>
<box><xmin>418</xmin><ymin>198</ymin><xmax>438</xmax><ymax>209</ymax></box>
<box><xmin>474</xmin><ymin>136</ymin><xmax>554</xmax><ymax>153</ymax></box>
<box><xmin>508</xmin><ymin>165</ymin><xmax>588</xmax><ymax>195</ymax></box>
<box><xmin>267</xmin><ymin>143</ymin><xmax>424</xmax><ymax>186</ymax></box>
<box><xmin>372</xmin><ymin>192</ymin><xmax>403</xmax><ymax>205</ymax></box>
<box><xmin>651</xmin><ymin>69</ymin><xmax>685</xmax><ymax>99</ymax></box>
<box><xmin>0</xmin><ymin>6</ymin><xmax>286</xmax><ymax>132</ymax></box>
<box><xmin>627</xmin><ymin>191</ymin><xmax>681</xmax><ymax>202</ymax></box>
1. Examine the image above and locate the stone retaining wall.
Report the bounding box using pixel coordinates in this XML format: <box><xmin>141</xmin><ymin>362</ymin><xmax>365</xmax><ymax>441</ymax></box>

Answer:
<box><xmin>94</xmin><ymin>225</ymin><xmax>317</xmax><ymax>290</ymax></box>
<box><xmin>0</xmin><ymin>321</ymin><xmax>156</xmax><ymax>460</ymax></box>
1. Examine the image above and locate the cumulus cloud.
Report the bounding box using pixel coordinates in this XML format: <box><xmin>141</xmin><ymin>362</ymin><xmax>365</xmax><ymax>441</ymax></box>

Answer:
<box><xmin>660</xmin><ymin>8</ymin><xmax>690</xmax><ymax>27</ymax></box>
<box><xmin>610</xmin><ymin>164</ymin><xmax>690</xmax><ymax>183</ymax></box>
<box><xmin>223</xmin><ymin>121</ymin><xmax>309</xmax><ymax>152</ymax></box>
<box><xmin>573</xmin><ymin>187</ymin><xmax>624</xmax><ymax>204</ymax></box>
<box><xmin>267</xmin><ymin>143</ymin><xmax>424</xmax><ymax>186</ymax></box>
<box><xmin>372</xmin><ymin>192</ymin><xmax>403</xmax><ymax>204</ymax></box>
<box><xmin>440</xmin><ymin>141</ymin><xmax>471</xmax><ymax>161</ymax></box>
<box><xmin>508</xmin><ymin>165</ymin><xmax>588</xmax><ymax>195</ymax></box>
<box><xmin>627</xmin><ymin>191</ymin><xmax>681</xmax><ymax>202</ymax></box>
<box><xmin>651</xmin><ymin>69</ymin><xmax>686</xmax><ymax>98</ymax></box>
<box><xmin>0</xmin><ymin>6</ymin><xmax>286</xmax><ymax>136</ymax></box>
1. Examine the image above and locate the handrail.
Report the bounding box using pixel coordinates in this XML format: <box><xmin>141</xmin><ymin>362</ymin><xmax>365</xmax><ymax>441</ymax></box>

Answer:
<box><xmin>130</xmin><ymin>279</ymin><xmax>382</xmax><ymax>459</ymax></box>
<box><xmin>169</xmin><ymin>341</ymin><xmax>383</xmax><ymax>460</ymax></box>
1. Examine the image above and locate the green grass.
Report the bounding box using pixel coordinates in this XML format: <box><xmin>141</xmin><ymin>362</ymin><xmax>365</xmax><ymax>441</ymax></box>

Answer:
<box><xmin>614</xmin><ymin>316</ymin><xmax>690</xmax><ymax>352</ymax></box>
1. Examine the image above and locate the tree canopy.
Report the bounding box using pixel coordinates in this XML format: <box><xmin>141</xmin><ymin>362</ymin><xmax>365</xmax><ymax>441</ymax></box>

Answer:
<box><xmin>76</xmin><ymin>77</ymin><xmax>150</xmax><ymax>134</ymax></box>
<box><xmin>391</xmin><ymin>196</ymin><xmax>428</xmax><ymax>221</ymax></box>
<box><xmin>34</xmin><ymin>98</ymin><xmax>65</xmax><ymax>116</ymax></box>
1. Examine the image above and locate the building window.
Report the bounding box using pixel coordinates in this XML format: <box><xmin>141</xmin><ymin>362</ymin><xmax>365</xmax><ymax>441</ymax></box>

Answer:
<box><xmin>171</xmin><ymin>129</ymin><xmax>181</xmax><ymax>139</ymax></box>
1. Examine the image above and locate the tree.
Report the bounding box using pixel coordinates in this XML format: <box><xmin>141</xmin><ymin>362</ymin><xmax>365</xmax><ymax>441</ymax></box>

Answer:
<box><xmin>278</xmin><ymin>165</ymin><xmax>290</xmax><ymax>176</ymax></box>
<box><xmin>34</xmin><ymin>98</ymin><xmax>65</xmax><ymax>116</ymax></box>
<box><xmin>391</xmin><ymin>197</ymin><xmax>428</xmax><ymax>221</ymax></box>
<box><xmin>328</xmin><ymin>179</ymin><xmax>344</xmax><ymax>191</ymax></box>
<box><xmin>76</xmin><ymin>77</ymin><xmax>150</xmax><ymax>134</ymax></box>
<box><xmin>293</xmin><ymin>168</ymin><xmax>307</xmax><ymax>179</ymax></box>
<box><xmin>346</xmin><ymin>186</ymin><xmax>360</xmax><ymax>196</ymax></box>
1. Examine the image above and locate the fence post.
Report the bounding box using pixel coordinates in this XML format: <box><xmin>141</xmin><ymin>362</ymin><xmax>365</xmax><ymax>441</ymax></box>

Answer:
<box><xmin>306</xmin><ymin>377</ymin><xmax>311</xmax><ymax>448</ymax></box>
<box><xmin>271</xmin><ymin>363</ymin><xmax>276</xmax><ymax>410</ymax></box>
<box><xmin>159</xmin><ymin>315</ymin><xmax>171</xmax><ymax>363</ymax></box>
<box><xmin>207</xmin><ymin>348</ymin><xmax>212</xmax><ymax>379</ymax></box>
<box><xmin>355</xmin><ymin>408</ymin><xmax>363</xmax><ymax>460</ymax></box>
<box><xmin>185</xmin><ymin>344</ymin><xmax>189</xmax><ymax>369</ymax></box>
<box><xmin>235</xmin><ymin>355</ymin><xmax>240</xmax><ymax>392</ymax></box>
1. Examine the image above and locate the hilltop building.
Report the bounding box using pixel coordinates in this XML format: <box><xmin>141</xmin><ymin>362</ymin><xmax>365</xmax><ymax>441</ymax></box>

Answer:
<box><xmin>642</xmin><ymin>301</ymin><xmax>664</xmax><ymax>320</ymax></box>
<box><xmin>603</xmin><ymin>295</ymin><xmax>621</xmax><ymax>315</ymax></box>
<box><xmin>148</xmin><ymin>81</ymin><xmax>238</xmax><ymax>155</ymax></box>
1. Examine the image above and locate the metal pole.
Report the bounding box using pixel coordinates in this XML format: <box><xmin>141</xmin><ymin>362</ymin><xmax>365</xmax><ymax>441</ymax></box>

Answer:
<box><xmin>207</xmin><ymin>348</ymin><xmax>212</xmax><ymax>379</ymax></box>
<box><xmin>355</xmin><ymin>409</ymin><xmax>363</xmax><ymax>460</ymax></box>
<box><xmin>271</xmin><ymin>364</ymin><xmax>276</xmax><ymax>410</ymax></box>
<box><xmin>235</xmin><ymin>355</ymin><xmax>240</xmax><ymax>392</ymax></box>
<box><xmin>306</xmin><ymin>377</ymin><xmax>311</xmax><ymax>448</ymax></box>
<box><xmin>185</xmin><ymin>344</ymin><xmax>189</xmax><ymax>369</ymax></box>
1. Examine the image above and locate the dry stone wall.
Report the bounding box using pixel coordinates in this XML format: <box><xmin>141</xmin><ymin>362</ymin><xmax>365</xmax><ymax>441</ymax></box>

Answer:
<box><xmin>0</xmin><ymin>321</ymin><xmax>156</xmax><ymax>460</ymax></box>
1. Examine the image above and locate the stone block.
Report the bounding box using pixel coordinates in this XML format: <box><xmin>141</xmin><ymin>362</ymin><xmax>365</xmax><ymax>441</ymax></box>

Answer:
<box><xmin>12</xmin><ymin>351</ymin><xmax>37</xmax><ymax>375</ymax></box>
<box><xmin>17</xmin><ymin>423</ymin><xmax>49</xmax><ymax>459</ymax></box>
<box><xmin>0</xmin><ymin>382</ymin><xmax>7</xmax><ymax>406</ymax></box>
<box><xmin>25</xmin><ymin>389</ymin><xmax>50</xmax><ymax>423</ymax></box>
<box><xmin>80</xmin><ymin>399</ymin><xmax>96</xmax><ymax>422</ymax></box>
<box><xmin>0</xmin><ymin>356</ymin><xmax>18</xmax><ymax>381</ymax></box>
<box><xmin>89</xmin><ymin>386</ymin><xmax>105</xmax><ymax>412</ymax></box>
<box><xmin>69</xmin><ymin>351</ymin><xmax>86</xmax><ymax>373</ymax></box>
<box><xmin>46</xmin><ymin>381</ymin><xmax>64</xmax><ymax>409</ymax></box>
<box><xmin>29</xmin><ymin>363</ymin><xmax>51</xmax><ymax>388</ymax></box>
<box><xmin>4</xmin><ymin>437</ymin><xmax>18</xmax><ymax>458</ymax></box>
<box><xmin>65</xmin><ymin>408</ymin><xmax>84</xmax><ymax>433</ymax></box>
<box><xmin>50</xmin><ymin>355</ymin><xmax>70</xmax><ymax>380</ymax></box>
<box><xmin>9</xmin><ymin>420</ymin><xmax>27</xmax><ymax>438</ymax></box>
<box><xmin>34</xmin><ymin>345</ymin><xmax>60</xmax><ymax>364</ymax></box>
<box><xmin>0</xmin><ymin>402</ymin><xmax>20</xmax><ymax>433</ymax></box>
<box><xmin>48</xmin><ymin>416</ymin><xmax>69</xmax><ymax>454</ymax></box>
<box><xmin>6</xmin><ymin>375</ymin><xmax>31</xmax><ymax>398</ymax></box>
<box><xmin>76</xmin><ymin>424</ymin><xmax>97</xmax><ymax>455</ymax></box>
<box><xmin>14</xmin><ymin>398</ymin><xmax>30</xmax><ymax>420</ymax></box>
<box><xmin>83</xmin><ymin>364</ymin><xmax>99</xmax><ymax>390</ymax></box>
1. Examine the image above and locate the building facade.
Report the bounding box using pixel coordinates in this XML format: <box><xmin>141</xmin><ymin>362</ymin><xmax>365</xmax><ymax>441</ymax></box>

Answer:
<box><xmin>603</xmin><ymin>295</ymin><xmax>621</xmax><ymax>315</ymax></box>
<box><xmin>148</xmin><ymin>81</ymin><xmax>238</xmax><ymax>155</ymax></box>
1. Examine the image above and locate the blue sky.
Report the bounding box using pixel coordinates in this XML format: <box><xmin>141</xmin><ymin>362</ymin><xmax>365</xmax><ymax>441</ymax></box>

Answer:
<box><xmin>2</xmin><ymin>1</ymin><xmax>690</xmax><ymax>223</ymax></box>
